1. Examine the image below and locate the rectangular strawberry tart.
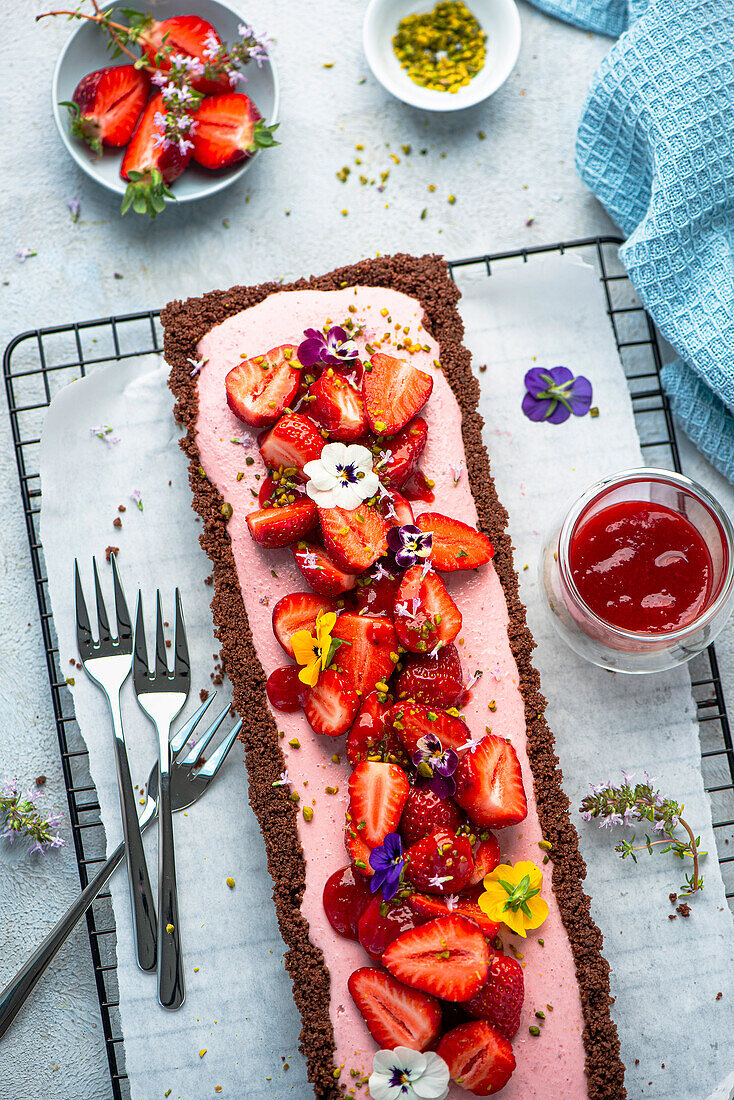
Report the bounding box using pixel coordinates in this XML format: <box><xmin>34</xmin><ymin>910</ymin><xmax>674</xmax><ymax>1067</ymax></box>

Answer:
<box><xmin>162</xmin><ymin>254</ymin><xmax>625</xmax><ymax>1099</ymax></box>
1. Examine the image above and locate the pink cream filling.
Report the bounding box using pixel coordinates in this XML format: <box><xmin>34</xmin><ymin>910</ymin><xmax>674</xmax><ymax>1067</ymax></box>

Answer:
<box><xmin>195</xmin><ymin>287</ymin><xmax>588</xmax><ymax>1098</ymax></box>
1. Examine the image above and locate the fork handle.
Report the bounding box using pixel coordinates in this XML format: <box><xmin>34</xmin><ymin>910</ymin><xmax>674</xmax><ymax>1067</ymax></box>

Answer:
<box><xmin>157</xmin><ymin>764</ymin><xmax>185</xmax><ymax>1009</ymax></box>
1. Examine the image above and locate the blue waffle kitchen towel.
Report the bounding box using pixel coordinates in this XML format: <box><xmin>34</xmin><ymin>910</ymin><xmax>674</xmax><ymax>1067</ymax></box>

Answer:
<box><xmin>528</xmin><ymin>0</ymin><xmax>734</xmax><ymax>482</ymax></box>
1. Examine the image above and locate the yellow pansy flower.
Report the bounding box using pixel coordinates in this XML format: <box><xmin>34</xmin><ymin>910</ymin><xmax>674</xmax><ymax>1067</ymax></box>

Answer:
<box><xmin>478</xmin><ymin>860</ymin><xmax>549</xmax><ymax>939</ymax></box>
<box><xmin>291</xmin><ymin>611</ymin><xmax>338</xmax><ymax>687</ymax></box>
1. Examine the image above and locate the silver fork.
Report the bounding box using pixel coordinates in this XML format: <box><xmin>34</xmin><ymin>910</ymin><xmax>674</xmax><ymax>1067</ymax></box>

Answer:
<box><xmin>75</xmin><ymin>556</ymin><xmax>157</xmax><ymax>973</ymax></box>
<box><xmin>0</xmin><ymin>695</ymin><xmax>242</xmax><ymax>1037</ymax></box>
<box><xmin>134</xmin><ymin>590</ymin><xmax>190</xmax><ymax>1010</ymax></box>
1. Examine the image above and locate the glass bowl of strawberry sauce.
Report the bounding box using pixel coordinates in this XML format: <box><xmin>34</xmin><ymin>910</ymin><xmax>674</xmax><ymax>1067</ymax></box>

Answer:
<box><xmin>540</xmin><ymin>468</ymin><xmax>734</xmax><ymax>673</ymax></box>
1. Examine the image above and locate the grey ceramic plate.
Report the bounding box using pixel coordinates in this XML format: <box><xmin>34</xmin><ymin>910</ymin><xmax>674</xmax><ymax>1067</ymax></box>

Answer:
<box><xmin>52</xmin><ymin>0</ymin><xmax>279</xmax><ymax>204</ymax></box>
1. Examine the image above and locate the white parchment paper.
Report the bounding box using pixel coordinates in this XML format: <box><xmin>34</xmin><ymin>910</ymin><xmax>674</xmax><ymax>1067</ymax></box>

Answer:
<box><xmin>39</xmin><ymin>254</ymin><xmax>734</xmax><ymax>1100</ymax></box>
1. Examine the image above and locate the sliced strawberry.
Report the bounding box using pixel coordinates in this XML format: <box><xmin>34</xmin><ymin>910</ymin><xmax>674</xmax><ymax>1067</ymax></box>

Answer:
<box><xmin>463</xmin><ymin>953</ymin><xmax>525</xmax><ymax>1040</ymax></box>
<box><xmin>394</xmin><ymin>565</ymin><xmax>462</xmax><ymax>653</ymax></box>
<box><xmin>272</xmin><ymin>592</ymin><xmax>337</xmax><ymax>657</ymax></box>
<box><xmin>319</xmin><ymin>505</ymin><xmax>389</xmax><ymax>572</ymax></box>
<box><xmin>246</xmin><ymin>499</ymin><xmax>317</xmax><ymax>549</ymax></box>
<box><xmin>382</xmin><ymin>914</ymin><xmax>489</xmax><ymax>1001</ymax></box>
<box><xmin>259</xmin><ymin>413</ymin><xmax>324</xmax><ymax>477</ymax></box>
<box><xmin>347</xmin><ymin>693</ymin><xmax>407</xmax><ymax>767</ymax></box>
<box><xmin>345</xmin><ymin>824</ymin><xmax>374</xmax><ymax>877</ymax></box>
<box><xmin>68</xmin><ymin>65</ymin><xmax>150</xmax><ymax>153</ymax></box>
<box><xmin>140</xmin><ymin>15</ymin><xmax>230</xmax><ymax>94</ymax></box>
<box><xmin>265</xmin><ymin>665</ymin><xmax>303</xmax><ymax>712</ymax></box>
<box><xmin>408</xmin><ymin>886</ymin><xmax>500</xmax><ymax>938</ymax></box>
<box><xmin>395</xmin><ymin>644</ymin><xmax>465</xmax><ymax>709</ymax></box>
<box><xmin>399</xmin><ymin>787</ymin><xmax>465</xmax><ymax>847</ymax></box>
<box><xmin>381</xmin><ymin>417</ymin><xmax>429</xmax><ymax>490</ymax></box>
<box><xmin>310</xmin><ymin>370</ymin><xmax>366</xmax><ymax>441</ymax></box>
<box><xmin>437</xmin><ymin>1020</ymin><xmax>516</xmax><ymax>1095</ymax></box>
<box><xmin>331</xmin><ymin>612</ymin><xmax>397</xmax><ymax>697</ymax></box>
<box><xmin>454</xmin><ymin>735</ymin><xmax>528</xmax><ymax>829</ymax></box>
<box><xmin>404</xmin><ymin>828</ymin><xmax>475</xmax><ymax>895</ymax></box>
<box><xmin>302</xmin><ymin>669</ymin><xmax>359</xmax><ymax>737</ymax></box>
<box><xmin>226</xmin><ymin>346</ymin><xmax>302</xmax><ymax>428</ymax></box>
<box><xmin>322</xmin><ymin>866</ymin><xmax>373</xmax><ymax>941</ymax></box>
<box><xmin>416</xmin><ymin>512</ymin><xmax>494</xmax><ymax>572</ymax></box>
<box><xmin>354</xmin><ymin>571</ymin><xmax>402</xmax><ymax>617</ymax></box>
<box><xmin>358</xmin><ymin>896</ymin><xmax>418</xmax><ymax>961</ymax></box>
<box><xmin>364</xmin><ymin>354</ymin><xmax>433</xmax><ymax>435</ymax></box>
<box><xmin>348</xmin><ymin>968</ymin><xmax>442</xmax><ymax>1052</ymax></box>
<box><xmin>380</xmin><ymin>490</ymin><xmax>415</xmax><ymax>528</ymax></box>
<box><xmin>120</xmin><ymin>93</ymin><xmax>190</xmax><ymax>217</ymax></box>
<box><xmin>191</xmin><ymin>93</ymin><xmax>275</xmax><ymax>170</ymax></box>
<box><xmin>387</xmin><ymin>702</ymin><xmax>469</xmax><ymax>759</ymax></box>
<box><xmin>468</xmin><ymin>832</ymin><xmax>502</xmax><ymax>886</ymax></box>
<box><xmin>347</xmin><ymin>761</ymin><xmax>410</xmax><ymax>849</ymax></box>
<box><xmin>293</xmin><ymin>542</ymin><xmax>358</xmax><ymax>597</ymax></box>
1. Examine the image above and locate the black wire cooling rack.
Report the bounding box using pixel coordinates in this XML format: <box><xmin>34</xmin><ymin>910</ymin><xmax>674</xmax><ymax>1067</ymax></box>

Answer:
<box><xmin>4</xmin><ymin>236</ymin><xmax>734</xmax><ymax>1100</ymax></box>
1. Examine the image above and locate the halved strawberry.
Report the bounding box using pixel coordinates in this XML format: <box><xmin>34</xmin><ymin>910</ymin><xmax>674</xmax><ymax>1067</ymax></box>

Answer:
<box><xmin>395</xmin><ymin>644</ymin><xmax>464</xmax><ymax>709</ymax></box>
<box><xmin>354</xmin><ymin>571</ymin><xmax>401</xmax><ymax>617</ymax></box>
<box><xmin>322</xmin><ymin>866</ymin><xmax>373</xmax><ymax>941</ymax></box>
<box><xmin>139</xmin><ymin>15</ymin><xmax>231</xmax><ymax>94</ymax></box>
<box><xmin>259</xmin><ymin>413</ymin><xmax>324</xmax><ymax>477</ymax></box>
<box><xmin>319</xmin><ymin>505</ymin><xmax>389</xmax><ymax>572</ymax></box>
<box><xmin>364</xmin><ymin>354</ymin><xmax>433</xmax><ymax>435</ymax></box>
<box><xmin>358</xmin><ymin>896</ymin><xmax>417</xmax><ymax>961</ymax></box>
<box><xmin>436</xmin><ymin>1020</ymin><xmax>516</xmax><ymax>1095</ymax></box>
<box><xmin>468</xmin><ymin>832</ymin><xmax>502</xmax><ymax>885</ymax></box>
<box><xmin>382</xmin><ymin>914</ymin><xmax>489</xmax><ymax>1001</ymax></box>
<box><xmin>309</xmin><ymin>370</ymin><xmax>366</xmax><ymax>441</ymax></box>
<box><xmin>293</xmin><ymin>542</ymin><xmax>358</xmax><ymax>597</ymax></box>
<box><xmin>272</xmin><ymin>592</ymin><xmax>337</xmax><ymax>657</ymax></box>
<box><xmin>454</xmin><ymin>735</ymin><xmax>528</xmax><ymax>829</ymax></box>
<box><xmin>380</xmin><ymin>417</ymin><xmax>429</xmax><ymax>490</ymax></box>
<box><xmin>67</xmin><ymin>65</ymin><xmax>150</xmax><ymax>153</ymax></box>
<box><xmin>416</xmin><ymin>513</ymin><xmax>494</xmax><ymax>572</ymax></box>
<box><xmin>463</xmin><ymin>953</ymin><xmax>525</xmax><ymax>1040</ymax></box>
<box><xmin>347</xmin><ymin>693</ymin><xmax>407</xmax><ymax>766</ymax></box>
<box><xmin>347</xmin><ymin>761</ymin><xmax>410</xmax><ymax>849</ymax></box>
<box><xmin>394</xmin><ymin>565</ymin><xmax>462</xmax><ymax>653</ymax></box>
<box><xmin>345</xmin><ymin>826</ymin><xmax>373</xmax><ymax>877</ymax></box>
<box><xmin>226</xmin><ymin>346</ymin><xmax>302</xmax><ymax>428</ymax></box>
<box><xmin>404</xmin><ymin>828</ymin><xmax>475</xmax><ymax>895</ymax></box>
<box><xmin>408</xmin><ymin>886</ymin><xmax>500</xmax><ymax>938</ymax></box>
<box><xmin>191</xmin><ymin>93</ymin><xmax>277</xmax><ymax>170</ymax></box>
<box><xmin>331</xmin><ymin>612</ymin><xmax>397</xmax><ymax>697</ymax></box>
<box><xmin>348</xmin><ymin>968</ymin><xmax>442</xmax><ymax>1052</ymax></box>
<box><xmin>302</xmin><ymin>668</ymin><xmax>359</xmax><ymax>737</ymax></box>
<box><xmin>387</xmin><ymin>702</ymin><xmax>469</xmax><ymax>759</ymax></box>
<box><xmin>379</xmin><ymin>490</ymin><xmax>415</xmax><ymax>528</ymax></box>
<box><xmin>246</xmin><ymin>499</ymin><xmax>317</xmax><ymax>549</ymax></box>
<box><xmin>120</xmin><ymin>93</ymin><xmax>190</xmax><ymax>218</ymax></box>
<box><xmin>399</xmin><ymin>786</ymin><xmax>465</xmax><ymax>847</ymax></box>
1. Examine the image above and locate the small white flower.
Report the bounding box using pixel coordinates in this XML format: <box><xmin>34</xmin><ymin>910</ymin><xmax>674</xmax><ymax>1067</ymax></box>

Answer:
<box><xmin>444</xmin><ymin>894</ymin><xmax>459</xmax><ymax>911</ymax></box>
<box><xmin>304</xmin><ymin>442</ymin><xmax>379</xmax><ymax>510</ymax></box>
<box><xmin>461</xmin><ymin>732</ymin><xmax>486</xmax><ymax>752</ymax></box>
<box><xmin>272</xmin><ymin>770</ymin><xmax>289</xmax><ymax>787</ymax></box>
<box><xmin>187</xmin><ymin>357</ymin><xmax>207</xmax><ymax>376</ymax></box>
<box><xmin>428</xmin><ymin>873</ymin><xmax>451</xmax><ymax>888</ymax></box>
<box><xmin>301</xmin><ymin>551</ymin><xmax>320</xmax><ymax>570</ymax></box>
<box><xmin>369</xmin><ymin>1047</ymin><xmax>450</xmax><ymax>1100</ymax></box>
<box><xmin>428</xmin><ymin>642</ymin><xmax>441</xmax><ymax>659</ymax></box>
<box><xmin>373</xmin><ymin>562</ymin><xmax>394</xmax><ymax>582</ymax></box>
<box><xmin>450</xmin><ymin>459</ymin><xmax>465</xmax><ymax>486</ymax></box>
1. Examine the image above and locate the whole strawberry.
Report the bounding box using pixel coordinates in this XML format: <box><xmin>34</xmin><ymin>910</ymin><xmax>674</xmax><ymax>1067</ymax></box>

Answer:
<box><xmin>404</xmin><ymin>827</ymin><xmax>474</xmax><ymax>894</ymax></box>
<box><xmin>400</xmin><ymin>787</ymin><xmax>464</xmax><ymax>847</ymax></box>
<box><xmin>462</xmin><ymin>952</ymin><xmax>525</xmax><ymax>1039</ymax></box>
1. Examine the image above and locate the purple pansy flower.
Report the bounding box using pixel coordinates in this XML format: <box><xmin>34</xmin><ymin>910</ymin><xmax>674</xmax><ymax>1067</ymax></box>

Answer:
<box><xmin>298</xmin><ymin>326</ymin><xmax>359</xmax><ymax>369</ymax></box>
<box><xmin>412</xmin><ymin>732</ymin><xmax>458</xmax><ymax>799</ymax></box>
<box><xmin>522</xmin><ymin>366</ymin><xmax>592</xmax><ymax>424</ymax></box>
<box><xmin>369</xmin><ymin>831</ymin><xmax>404</xmax><ymax>900</ymax></box>
<box><xmin>386</xmin><ymin>524</ymin><xmax>433</xmax><ymax>570</ymax></box>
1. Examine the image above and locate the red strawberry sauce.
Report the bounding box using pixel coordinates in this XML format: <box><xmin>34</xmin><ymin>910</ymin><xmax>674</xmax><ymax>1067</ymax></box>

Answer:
<box><xmin>569</xmin><ymin>500</ymin><xmax>713</xmax><ymax>633</ymax></box>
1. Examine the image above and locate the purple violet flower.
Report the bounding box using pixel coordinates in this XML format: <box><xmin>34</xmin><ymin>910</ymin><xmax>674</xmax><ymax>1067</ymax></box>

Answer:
<box><xmin>386</xmin><ymin>524</ymin><xmax>432</xmax><ymax>570</ymax></box>
<box><xmin>369</xmin><ymin>831</ymin><xmax>404</xmax><ymax>900</ymax></box>
<box><xmin>522</xmin><ymin>366</ymin><xmax>592</xmax><ymax>424</ymax></box>
<box><xmin>412</xmin><ymin>732</ymin><xmax>458</xmax><ymax>798</ymax></box>
<box><xmin>298</xmin><ymin>326</ymin><xmax>359</xmax><ymax>369</ymax></box>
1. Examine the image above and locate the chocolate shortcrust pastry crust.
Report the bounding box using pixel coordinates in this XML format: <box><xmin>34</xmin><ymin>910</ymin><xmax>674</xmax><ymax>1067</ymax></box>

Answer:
<box><xmin>162</xmin><ymin>254</ymin><xmax>626</xmax><ymax>1100</ymax></box>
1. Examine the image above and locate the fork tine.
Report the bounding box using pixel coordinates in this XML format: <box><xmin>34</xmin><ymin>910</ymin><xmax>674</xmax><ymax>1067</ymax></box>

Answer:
<box><xmin>133</xmin><ymin>592</ymin><xmax>149</xmax><ymax>685</ymax></box>
<box><xmin>155</xmin><ymin>591</ymin><xmax>169</xmax><ymax>678</ymax></box>
<box><xmin>196</xmin><ymin>720</ymin><xmax>243</xmax><ymax>779</ymax></box>
<box><xmin>179</xmin><ymin>703</ymin><xmax>230</xmax><ymax>766</ymax></box>
<box><xmin>170</xmin><ymin>693</ymin><xmax>216</xmax><ymax>756</ymax></box>
<box><xmin>92</xmin><ymin>557</ymin><xmax>111</xmax><ymax>642</ymax></box>
<box><xmin>74</xmin><ymin>559</ymin><xmax>93</xmax><ymax>652</ymax></box>
<box><xmin>173</xmin><ymin>589</ymin><xmax>190</xmax><ymax>682</ymax></box>
<box><xmin>111</xmin><ymin>554</ymin><xmax>132</xmax><ymax>645</ymax></box>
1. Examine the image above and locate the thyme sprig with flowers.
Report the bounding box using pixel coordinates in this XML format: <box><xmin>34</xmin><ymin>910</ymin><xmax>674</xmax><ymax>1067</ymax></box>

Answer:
<box><xmin>1</xmin><ymin>781</ymin><xmax>64</xmax><ymax>854</ymax></box>
<box><xmin>580</xmin><ymin>772</ymin><xmax>704</xmax><ymax>896</ymax></box>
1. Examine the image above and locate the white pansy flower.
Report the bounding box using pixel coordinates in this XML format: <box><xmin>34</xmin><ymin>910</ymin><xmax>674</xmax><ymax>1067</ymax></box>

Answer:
<box><xmin>303</xmin><ymin>442</ymin><xmax>379</xmax><ymax>510</ymax></box>
<box><xmin>369</xmin><ymin>1047</ymin><xmax>450</xmax><ymax>1100</ymax></box>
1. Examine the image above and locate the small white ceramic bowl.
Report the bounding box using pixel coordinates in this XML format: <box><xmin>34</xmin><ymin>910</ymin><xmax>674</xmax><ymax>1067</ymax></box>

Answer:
<box><xmin>363</xmin><ymin>0</ymin><xmax>520</xmax><ymax>112</ymax></box>
<box><xmin>52</xmin><ymin>0</ymin><xmax>279</xmax><ymax>205</ymax></box>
